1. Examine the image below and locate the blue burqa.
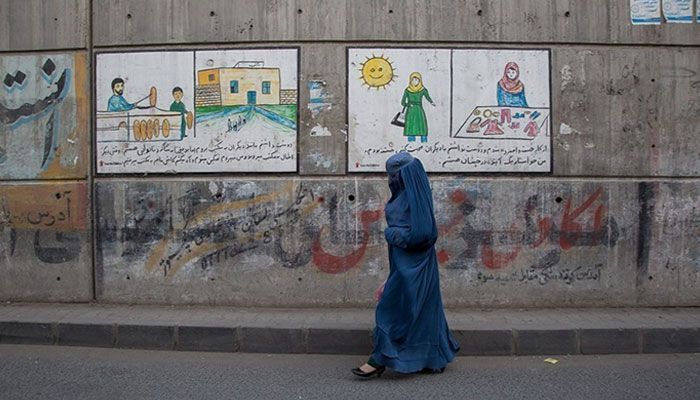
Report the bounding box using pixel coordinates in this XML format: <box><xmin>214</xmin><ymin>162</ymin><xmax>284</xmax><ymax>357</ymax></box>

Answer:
<box><xmin>371</xmin><ymin>152</ymin><xmax>460</xmax><ymax>373</ymax></box>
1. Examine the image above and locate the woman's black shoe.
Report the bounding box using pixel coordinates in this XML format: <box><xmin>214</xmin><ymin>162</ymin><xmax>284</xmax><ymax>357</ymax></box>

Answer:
<box><xmin>351</xmin><ymin>365</ymin><xmax>386</xmax><ymax>378</ymax></box>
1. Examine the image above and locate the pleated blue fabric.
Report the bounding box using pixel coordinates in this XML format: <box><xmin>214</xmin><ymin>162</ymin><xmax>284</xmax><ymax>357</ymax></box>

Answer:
<box><xmin>371</xmin><ymin>152</ymin><xmax>460</xmax><ymax>373</ymax></box>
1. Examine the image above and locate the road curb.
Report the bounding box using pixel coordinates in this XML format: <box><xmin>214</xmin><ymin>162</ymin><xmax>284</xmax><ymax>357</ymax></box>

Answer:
<box><xmin>641</xmin><ymin>328</ymin><xmax>700</xmax><ymax>353</ymax></box>
<box><xmin>0</xmin><ymin>322</ymin><xmax>54</xmax><ymax>345</ymax></box>
<box><xmin>177</xmin><ymin>326</ymin><xmax>238</xmax><ymax>352</ymax></box>
<box><xmin>57</xmin><ymin>323</ymin><xmax>114</xmax><ymax>348</ymax></box>
<box><xmin>3</xmin><ymin>321</ymin><xmax>700</xmax><ymax>356</ymax></box>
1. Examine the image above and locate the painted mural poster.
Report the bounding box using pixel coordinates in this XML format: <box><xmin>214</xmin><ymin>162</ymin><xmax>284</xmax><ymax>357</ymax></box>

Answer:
<box><xmin>451</xmin><ymin>49</ymin><xmax>551</xmax><ymax>172</ymax></box>
<box><xmin>194</xmin><ymin>49</ymin><xmax>297</xmax><ymax>172</ymax></box>
<box><xmin>348</xmin><ymin>48</ymin><xmax>551</xmax><ymax>173</ymax></box>
<box><xmin>0</xmin><ymin>52</ymin><xmax>88</xmax><ymax>179</ymax></box>
<box><xmin>95</xmin><ymin>49</ymin><xmax>298</xmax><ymax>173</ymax></box>
<box><xmin>96</xmin><ymin>51</ymin><xmax>195</xmax><ymax>173</ymax></box>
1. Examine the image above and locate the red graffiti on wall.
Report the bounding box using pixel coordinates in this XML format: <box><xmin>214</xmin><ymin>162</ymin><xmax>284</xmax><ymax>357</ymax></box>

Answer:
<box><xmin>436</xmin><ymin>189</ymin><xmax>469</xmax><ymax>266</ymax></box>
<box><xmin>436</xmin><ymin>187</ymin><xmax>617</xmax><ymax>270</ymax></box>
<box><xmin>481</xmin><ymin>223</ymin><xmax>523</xmax><ymax>270</ymax></box>
<box><xmin>437</xmin><ymin>249</ymin><xmax>451</xmax><ymax>263</ymax></box>
<box><xmin>481</xmin><ymin>187</ymin><xmax>607</xmax><ymax>269</ymax></box>
<box><xmin>559</xmin><ymin>187</ymin><xmax>603</xmax><ymax>250</ymax></box>
<box><xmin>312</xmin><ymin>209</ymin><xmax>383</xmax><ymax>274</ymax></box>
<box><xmin>312</xmin><ymin>187</ymin><xmax>614</xmax><ymax>273</ymax></box>
<box><xmin>438</xmin><ymin>189</ymin><xmax>469</xmax><ymax>236</ymax></box>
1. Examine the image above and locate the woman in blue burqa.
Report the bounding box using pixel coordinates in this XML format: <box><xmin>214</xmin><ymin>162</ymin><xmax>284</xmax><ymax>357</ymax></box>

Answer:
<box><xmin>352</xmin><ymin>152</ymin><xmax>460</xmax><ymax>378</ymax></box>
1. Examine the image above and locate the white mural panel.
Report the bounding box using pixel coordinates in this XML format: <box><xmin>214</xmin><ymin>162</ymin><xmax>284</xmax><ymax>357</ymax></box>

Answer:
<box><xmin>95</xmin><ymin>48</ymin><xmax>298</xmax><ymax>174</ymax></box>
<box><xmin>348</xmin><ymin>48</ymin><xmax>451</xmax><ymax>172</ymax></box>
<box><xmin>96</xmin><ymin>51</ymin><xmax>195</xmax><ymax>173</ymax></box>
<box><xmin>194</xmin><ymin>48</ymin><xmax>297</xmax><ymax>172</ymax></box>
<box><xmin>348</xmin><ymin>48</ymin><xmax>551</xmax><ymax>173</ymax></box>
<box><xmin>450</xmin><ymin>49</ymin><xmax>551</xmax><ymax>172</ymax></box>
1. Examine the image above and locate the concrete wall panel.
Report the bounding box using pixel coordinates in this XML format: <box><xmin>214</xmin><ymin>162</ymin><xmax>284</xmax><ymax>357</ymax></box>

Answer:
<box><xmin>0</xmin><ymin>0</ymin><xmax>88</xmax><ymax>51</ymax></box>
<box><xmin>92</xmin><ymin>0</ymin><xmax>700</xmax><ymax>47</ymax></box>
<box><xmin>299</xmin><ymin>44</ymin><xmax>700</xmax><ymax>178</ymax></box>
<box><xmin>553</xmin><ymin>47</ymin><xmax>700</xmax><ymax>176</ymax></box>
<box><xmin>433</xmin><ymin>179</ymin><xmax>639</xmax><ymax>307</ymax></box>
<box><xmin>0</xmin><ymin>51</ymin><xmax>90</xmax><ymax>180</ymax></box>
<box><xmin>96</xmin><ymin>178</ymin><xmax>379</xmax><ymax>305</ymax></box>
<box><xmin>96</xmin><ymin>178</ymin><xmax>639</xmax><ymax>307</ymax></box>
<box><xmin>638</xmin><ymin>182</ymin><xmax>700</xmax><ymax>306</ymax></box>
<box><xmin>0</xmin><ymin>182</ymin><xmax>92</xmax><ymax>302</ymax></box>
<box><xmin>299</xmin><ymin>43</ymin><xmax>347</xmax><ymax>175</ymax></box>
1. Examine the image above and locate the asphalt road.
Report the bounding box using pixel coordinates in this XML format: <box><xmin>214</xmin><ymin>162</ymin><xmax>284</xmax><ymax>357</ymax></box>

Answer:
<box><xmin>1</xmin><ymin>345</ymin><xmax>699</xmax><ymax>400</ymax></box>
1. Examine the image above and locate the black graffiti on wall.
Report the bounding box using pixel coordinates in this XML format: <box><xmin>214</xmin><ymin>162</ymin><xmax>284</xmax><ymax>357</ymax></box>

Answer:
<box><xmin>0</xmin><ymin>68</ymin><xmax>68</xmax><ymax>125</ymax></box>
<box><xmin>33</xmin><ymin>231</ymin><xmax>81</xmax><ymax>264</ymax></box>
<box><xmin>96</xmin><ymin>182</ymin><xmax>326</xmax><ymax>278</ymax></box>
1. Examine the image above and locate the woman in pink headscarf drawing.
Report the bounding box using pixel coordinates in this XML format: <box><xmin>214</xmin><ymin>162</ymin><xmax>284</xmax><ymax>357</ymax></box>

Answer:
<box><xmin>497</xmin><ymin>62</ymin><xmax>528</xmax><ymax>107</ymax></box>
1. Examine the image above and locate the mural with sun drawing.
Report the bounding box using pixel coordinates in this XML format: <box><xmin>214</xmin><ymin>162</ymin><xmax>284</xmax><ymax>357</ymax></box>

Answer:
<box><xmin>359</xmin><ymin>54</ymin><xmax>396</xmax><ymax>90</ymax></box>
<box><xmin>348</xmin><ymin>47</ymin><xmax>551</xmax><ymax>173</ymax></box>
<box><xmin>349</xmin><ymin>48</ymin><xmax>450</xmax><ymax>171</ymax></box>
<box><xmin>0</xmin><ymin>52</ymin><xmax>89</xmax><ymax>179</ymax></box>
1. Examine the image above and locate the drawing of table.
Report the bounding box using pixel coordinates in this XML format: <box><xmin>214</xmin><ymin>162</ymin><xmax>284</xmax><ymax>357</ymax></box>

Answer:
<box><xmin>96</xmin><ymin>109</ymin><xmax>185</xmax><ymax>142</ymax></box>
<box><xmin>453</xmin><ymin>106</ymin><xmax>550</xmax><ymax>141</ymax></box>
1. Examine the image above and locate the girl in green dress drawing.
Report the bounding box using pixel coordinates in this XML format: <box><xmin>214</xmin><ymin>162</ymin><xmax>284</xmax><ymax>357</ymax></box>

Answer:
<box><xmin>401</xmin><ymin>72</ymin><xmax>435</xmax><ymax>143</ymax></box>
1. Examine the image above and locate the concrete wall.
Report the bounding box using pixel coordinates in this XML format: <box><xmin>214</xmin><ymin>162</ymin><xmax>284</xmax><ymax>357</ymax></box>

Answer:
<box><xmin>0</xmin><ymin>0</ymin><xmax>88</xmax><ymax>52</ymax></box>
<box><xmin>91</xmin><ymin>0</ymin><xmax>698</xmax><ymax>46</ymax></box>
<box><xmin>2</xmin><ymin>0</ymin><xmax>700</xmax><ymax>307</ymax></box>
<box><xmin>0</xmin><ymin>0</ymin><xmax>91</xmax><ymax>302</ymax></box>
<box><xmin>95</xmin><ymin>178</ymin><xmax>640</xmax><ymax>307</ymax></box>
<box><xmin>0</xmin><ymin>182</ymin><xmax>92</xmax><ymax>301</ymax></box>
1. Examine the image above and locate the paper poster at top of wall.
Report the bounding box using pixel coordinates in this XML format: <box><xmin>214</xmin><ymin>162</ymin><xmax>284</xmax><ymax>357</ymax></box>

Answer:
<box><xmin>662</xmin><ymin>0</ymin><xmax>694</xmax><ymax>23</ymax></box>
<box><xmin>630</xmin><ymin>0</ymin><xmax>662</xmax><ymax>24</ymax></box>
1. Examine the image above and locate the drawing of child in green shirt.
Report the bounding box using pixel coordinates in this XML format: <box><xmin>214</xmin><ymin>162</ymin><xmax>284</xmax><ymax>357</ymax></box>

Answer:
<box><xmin>169</xmin><ymin>87</ymin><xmax>188</xmax><ymax>139</ymax></box>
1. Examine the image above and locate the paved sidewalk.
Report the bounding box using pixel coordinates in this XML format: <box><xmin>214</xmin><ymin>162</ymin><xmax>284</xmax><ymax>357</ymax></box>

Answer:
<box><xmin>1</xmin><ymin>303</ymin><xmax>699</xmax><ymax>356</ymax></box>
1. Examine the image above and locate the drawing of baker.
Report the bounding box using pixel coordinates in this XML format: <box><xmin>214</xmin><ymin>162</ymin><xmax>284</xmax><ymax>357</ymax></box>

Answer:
<box><xmin>107</xmin><ymin>78</ymin><xmax>136</xmax><ymax>112</ymax></box>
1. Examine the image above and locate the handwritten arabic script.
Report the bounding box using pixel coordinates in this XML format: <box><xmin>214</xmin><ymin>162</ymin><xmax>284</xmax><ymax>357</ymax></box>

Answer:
<box><xmin>98</xmin><ymin>138</ymin><xmax>296</xmax><ymax>172</ymax></box>
<box><xmin>0</xmin><ymin>185</ymin><xmax>86</xmax><ymax>231</ymax></box>
<box><xmin>362</xmin><ymin>140</ymin><xmax>549</xmax><ymax>171</ymax></box>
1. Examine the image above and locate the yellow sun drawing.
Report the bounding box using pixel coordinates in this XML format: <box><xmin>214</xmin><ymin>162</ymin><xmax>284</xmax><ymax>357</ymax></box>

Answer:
<box><xmin>359</xmin><ymin>54</ymin><xmax>396</xmax><ymax>90</ymax></box>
